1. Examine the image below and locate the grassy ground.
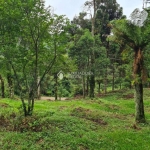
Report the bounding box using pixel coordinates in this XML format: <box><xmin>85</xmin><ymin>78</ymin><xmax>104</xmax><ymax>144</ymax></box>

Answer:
<box><xmin>0</xmin><ymin>88</ymin><xmax>150</xmax><ymax>150</ymax></box>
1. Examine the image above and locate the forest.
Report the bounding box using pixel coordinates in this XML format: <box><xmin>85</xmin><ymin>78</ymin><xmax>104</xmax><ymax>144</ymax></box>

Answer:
<box><xmin>1</xmin><ymin>0</ymin><xmax>150</xmax><ymax>149</ymax></box>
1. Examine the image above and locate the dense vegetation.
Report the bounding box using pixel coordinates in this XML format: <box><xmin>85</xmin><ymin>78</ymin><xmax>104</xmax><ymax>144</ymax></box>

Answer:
<box><xmin>1</xmin><ymin>0</ymin><xmax>150</xmax><ymax>149</ymax></box>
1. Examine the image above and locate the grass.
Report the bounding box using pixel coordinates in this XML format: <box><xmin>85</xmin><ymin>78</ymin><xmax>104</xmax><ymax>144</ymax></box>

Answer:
<box><xmin>0</xmin><ymin>88</ymin><xmax>150</xmax><ymax>149</ymax></box>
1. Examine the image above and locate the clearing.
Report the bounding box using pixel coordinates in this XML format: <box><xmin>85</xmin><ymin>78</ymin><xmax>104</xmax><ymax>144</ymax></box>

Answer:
<box><xmin>0</xmin><ymin>89</ymin><xmax>150</xmax><ymax>150</ymax></box>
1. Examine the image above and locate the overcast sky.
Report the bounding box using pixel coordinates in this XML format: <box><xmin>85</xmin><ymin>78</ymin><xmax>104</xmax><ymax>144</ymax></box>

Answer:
<box><xmin>45</xmin><ymin>0</ymin><xmax>143</xmax><ymax>20</ymax></box>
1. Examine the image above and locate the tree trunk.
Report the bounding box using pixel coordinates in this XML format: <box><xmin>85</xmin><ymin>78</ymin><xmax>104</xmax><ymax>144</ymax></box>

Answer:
<box><xmin>54</xmin><ymin>73</ymin><xmax>58</xmax><ymax>100</ymax></box>
<box><xmin>86</xmin><ymin>76</ymin><xmax>89</xmax><ymax>96</ymax></box>
<box><xmin>7</xmin><ymin>73</ymin><xmax>13</xmax><ymax>98</ymax></box>
<box><xmin>37</xmin><ymin>76</ymin><xmax>41</xmax><ymax>99</ymax></box>
<box><xmin>89</xmin><ymin>0</ymin><xmax>96</xmax><ymax>99</ymax></box>
<box><xmin>0</xmin><ymin>75</ymin><xmax>5</xmax><ymax>98</ymax></box>
<box><xmin>82</xmin><ymin>75</ymin><xmax>85</xmax><ymax>98</ymax></box>
<box><xmin>119</xmin><ymin>69</ymin><xmax>122</xmax><ymax>90</ymax></box>
<box><xmin>148</xmin><ymin>74</ymin><xmax>150</xmax><ymax>88</ymax></box>
<box><xmin>134</xmin><ymin>48</ymin><xmax>145</xmax><ymax>123</ymax></box>
<box><xmin>20</xmin><ymin>94</ymin><xmax>27</xmax><ymax>116</ymax></box>
<box><xmin>89</xmin><ymin>69</ymin><xmax>95</xmax><ymax>98</ymax></box>
<box><xmin>120</xmin><ymin>82</ymin><xmax>122</xmax><ymax>90</ymax></box>
<box><xmin>98</xmin><ymin>82</ymin><xmax>101</xmax><ymax>94</ymax></box>
<box><xmin>27</xmin><ymin>90</ymin><xmax>34</xmax><ymax>116</ymax></box>
<box><xmin>104</xmin><ymin>41</ymin><xmax>109</xmax><ymax>94</ymax></box>
<box><xmin>135</xmin><ymin>82</ymin><xmax>145</xmax><ymax>122</ymax></box>
<box><xmin>112</xmin><ymin>63</ymin><xmax>115</xmax><ymax>91</ymax></box>
<box><xmin>104</xmin><ymin>68</ymin><xmax>107</xmax><ymax>94</ymax></box>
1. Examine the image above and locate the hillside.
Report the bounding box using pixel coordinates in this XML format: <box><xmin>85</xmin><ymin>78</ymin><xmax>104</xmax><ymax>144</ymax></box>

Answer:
<box><xmin>0</xmin><ymin>88</ymin><xmax>150</xmax><ymax>150</ymax></box>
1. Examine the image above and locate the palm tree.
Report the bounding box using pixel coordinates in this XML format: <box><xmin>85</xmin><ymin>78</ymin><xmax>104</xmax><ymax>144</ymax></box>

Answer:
<box><xmin>111</xmin><ymin>13</ymin><xmax>150</xmax><ymax>123</ymax></box>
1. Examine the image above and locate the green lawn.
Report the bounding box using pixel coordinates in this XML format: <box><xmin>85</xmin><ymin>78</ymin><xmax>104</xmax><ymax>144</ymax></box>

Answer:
<box><xmin>0</xmin><ymin>88</ymin><xmax>150</xmax><ymax>150</ymax></box>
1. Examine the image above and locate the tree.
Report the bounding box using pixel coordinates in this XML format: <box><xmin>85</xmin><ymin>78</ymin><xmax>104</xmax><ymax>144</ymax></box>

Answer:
<box><xmin>72</xmin><ymin>12</ymin><xmax>91</xmax><ymax>31</ymax></box>
<box><xmin>0</xmin><ymin>0</ymin><xmax>70</xmax><ymax>116</ymax></box>
<box><xmin>83</xmin><ymin>0</ymin><xmax>98</xmax><ymax>98</ymax></box>
<box><xmin>94</xmin><ymin>0</ymin><xmax>123</xmax><ymax>41</ymax></box>
<box><xmin>95</xmin><ymin>0</ymin><xmax>123</xmax><ymax>93</ymax></box>
<box><xmin>111</xmin><ymin>12</ymin><xmax>150</xmax><ymax>122</ymax></box>
<box><xmin>80</xmin><ymin>0</ymin><xmax>123</xmax><ymax>96</ymax></box>
<box><xmin>0</xmin><ymin>75</ymin><xmax>5</xmax><ymax>98</ymax></box>
<box><xmin>144</xmin><ymin>44</ymin><xmax>150</xmax><ymax>87</ymax></box>
<box><xmin>69</xmin><ymin>29</ymin><xmax>94</xmax><ymax>97</ymax></box>
<box><xmin>46</xmin><ymin>14</ymin><xmax>71</xmax><ymax>100</ymax></box>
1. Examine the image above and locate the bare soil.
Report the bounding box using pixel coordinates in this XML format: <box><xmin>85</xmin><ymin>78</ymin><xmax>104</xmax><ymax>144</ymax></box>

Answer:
<box><xmin>40</xmin><ymin>96</ymin><xmax>68</xmax><ymax>101</ymax></box>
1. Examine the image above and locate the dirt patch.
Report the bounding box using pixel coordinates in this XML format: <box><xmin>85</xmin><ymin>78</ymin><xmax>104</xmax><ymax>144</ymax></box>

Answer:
<box><xmin>0</xmin><ymin>114</ymin><xmax>43</xmax><ymax>132</ymax></box>
<box><xmin>130</xmin><ymin>124</ymin><xmax>141</xmax><ymax>130</ymax></box>
<box><xmin>108</xmin><ymin>104</ymin><xmax>120</xmax><ymax>110</ymax></box>
<box><xmin>113</xmin><ymin>114</ymin><xmax>127</xmax><ymax>120</ymax></box>
<box><xmin>72</xmin><ymin>95</ymin><xmax>84</xmax><ymax>100</ymax></box>
<box><xmin>97</xmin><ymin>93</ymin><xmax>108</xmax><ymax>97</ymax></box>
<box><xmin>0</xmin><ymin>103</ymin><xmax>10</xmax><ymax>108</ymax></box>
<box><xmin>104</xmin><ymin>104</ymin><xmax>120</xmax><ymax>111</ymax></box>
<box><xmin>0</xmin><ymin>115</ymin><xmax>9</xmax><ymax>126</ymax></box>
<box><xmin>14</xmin><ymin>116</ymin><xmax>42</xmax><ymax>132</ymax></box>
<box><xmin>122</xmin><ymin>93</ymin><xmax>134</xmax><ymax>99</ymax></box>
<box><xmin>58</xmin><ymin>106</ymin><xmax>68</xmax><ymax>111</ymax></box>
<box><xmin>41</xmin><ymin>96</ymin><xmax>68</xmax><ymax>101</ymax></box>
<box><xmin>71</xmin><ymin>107</ymin><xmax>107</xmax><ymax>125</ymax></box>
<box><xmin>128</xmin><ymin>113</ymin><xmax>135</xmax><ymax>117</ymax></box>
<box><xmin>90</xmin><ymin>118</ymin><xmax>107</xmax><ymax>125</ymax></box>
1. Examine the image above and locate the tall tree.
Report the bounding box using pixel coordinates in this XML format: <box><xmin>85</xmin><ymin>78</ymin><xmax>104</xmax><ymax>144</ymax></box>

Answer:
<box><xmin>111</xmin><ymin>13</ymin><xmax>150</xmax><ymax>122</ymax></box>
<box><xmin>83</xmin><ymin>0</ymin><xmax>97</xmax><ymax>98</ymax></box>
<box><xmin>0</xmin><ymin>0</ymin><xmax>70</xmax><ymax>116</ymax></box>
<box><xmin>69</xmin><ymin>29</ymin><xmax>94</xmax><ymax>97</ymax></box>
<box><xmin>80</xmin><ymin>0</ymin><xmax>123</xmax><ymax>96</ymax></box>
<box><xmin>95</xmin><ymin>0</ymin><xmax>123</xmax><ymax>93</ymax></box>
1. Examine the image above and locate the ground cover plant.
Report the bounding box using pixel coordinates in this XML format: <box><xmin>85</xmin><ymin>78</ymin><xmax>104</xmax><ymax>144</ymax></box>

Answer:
<box><xmin>0</xmin><ymin>88</ymin><xmax>150</xmax><ymax>150</ymax></box>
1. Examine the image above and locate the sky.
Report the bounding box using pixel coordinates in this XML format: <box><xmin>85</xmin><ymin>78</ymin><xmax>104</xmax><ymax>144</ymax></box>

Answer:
<box><xmin>45</xmin><ymin>0</ymin><xmax>144</xmax><ymax>20</ymax></box>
